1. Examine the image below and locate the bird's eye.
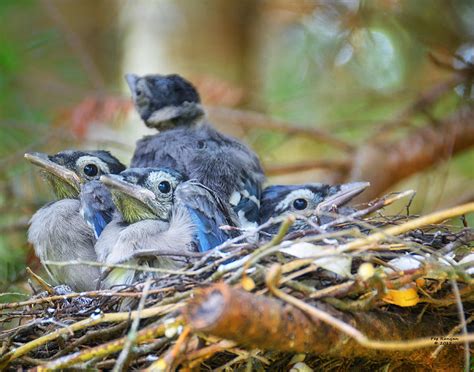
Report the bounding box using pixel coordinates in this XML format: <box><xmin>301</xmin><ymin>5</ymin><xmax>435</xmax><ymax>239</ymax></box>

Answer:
<box><xmin>83</xmin><ymin>164</ymin><xmax>99</xmax><ymax>177</ymax></box>
<box><xmin>158</xmin><ymin>181</ymin><xmax>171</xmax><ymax>194</ymax></box>
<box><xmin>197</xmin><ymin>140</ymin><xmax>206</xmax><ymax>149</ymax></box>
<box><xmin>293</xmin><ymin>198</ymin><xmax>308</xmax><ymax>210</ymax></box>
<box><xmin>135</xmin><ymin>89</ymin><xmax>143</xmax><ymax>97</ymax></box>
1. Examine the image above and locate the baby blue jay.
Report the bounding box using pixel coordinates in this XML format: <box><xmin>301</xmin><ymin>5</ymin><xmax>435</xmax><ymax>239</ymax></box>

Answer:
<box><xmin>259</xmin><ymin>182</ymin><xmax>370</xmax><ymax>234</ymax></box>
<box><xmin>96</xmin><ymin>167</ymin><xmax>237</xmax><ymax>288</ymax></box>
<box><xmin>25</xmin><ymin>150</ymin><xmax>125</xmax><ymax>291</ymax></box>
<box><xmin>125</xmin><ymin>73</ymin><xmax>264</xmax><ymax>228</ymax></box>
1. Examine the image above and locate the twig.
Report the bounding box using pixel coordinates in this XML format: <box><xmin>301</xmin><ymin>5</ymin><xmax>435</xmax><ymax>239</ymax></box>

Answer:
<box><xmin>43</xmin><ymin>259</ymin><xmax>202</xmax><ymax>276</ymax></box>
<box><xmin>320</xmin><ymin>190</ymin><xmax>416</xmax><ymax>230</ymax></box>
<box><xmin>339</xmin><ymin>202</ymin><xmax>474</xmax><ymax>252</ymax></box>
<box><xmin>431</xmin><ymin>314</ymin><xmax>474</xmax><ymax>359</ymax></box>
<box><xmin>207</xmin><ymin>106</ymin><xmax>355</xmax><ymax>152</ymax></box>
<box><xmin>265</xmin><ymin>264</ymin><xmax>364</xmax><ymax>340</ymax></box>
<box><xmin>146</xmin><ymin>326</ymin><xmax>191</xmax><ymax>371</ymax></box>
<box><xmin>25</xmin><ymin>267</ymin><xmax>54</xmax><ymax>295</ymax></box>
<box><xmin>42</xmin><ymin>317</ymin><xmax>184</xmax><ymax>370</ymax></box>
<box><xmin>222</xmin><ymin>215</ymin><xmax>295</xmax><ymax>283</ymax></box>
<box><xmin>0</xmin><ymin>292</ymin><xmax>29</xmax><ymax>298</ymax></box>
<box><xmin>184</xmin><ymin>340</ymin><xmax>237</xmax><ymax>368</ymax></box>
<box><xmin>113</xmin><ymin>279</ymin><xmax>152</xmax><ymax>372</ymax></box>
<box><xmin>213</xmin><ymin>353</ymin><xmax>248</xmax><ymax>372</ymax></box>
<box><xmin>449</xmin><ymin>279</ymin><xmax>470</xmax><ymax>372</ymax></box>
<box><xmin>0</xmin><ymin>287</ymin><xmax>176</xmax><ymax>310</ymax></box>
<box><xmin>0</xmin><ymin>303</ymin><xmax>179</xmax><ymax>368</ymax></box>
<box><xmin>309</xmin><ymin>281</ymin><xmax>357</xmax><ymax>300</ymax></box>
<box><xmin>50</xmin><ymin>321</ymin><xmax>129</xmax><ymax>359</ymax></box>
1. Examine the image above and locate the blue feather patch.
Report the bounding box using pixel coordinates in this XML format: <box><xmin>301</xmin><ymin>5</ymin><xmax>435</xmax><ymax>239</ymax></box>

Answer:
<box><xmin>186</xmin><ymin>207</ymin><xmax>228</xmax><ymax>252</ymax></box>
<box><xmin>82</xmin><ymin>206</ymin><xmax>113</xmax><ymax>239</ymax></box>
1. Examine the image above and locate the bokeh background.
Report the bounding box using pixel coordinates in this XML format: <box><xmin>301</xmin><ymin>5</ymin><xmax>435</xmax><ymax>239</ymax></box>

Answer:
<box><xmin>1</xmin><ymin>0</ymin><xmax>473</xmax><ymax>295</ymax></box>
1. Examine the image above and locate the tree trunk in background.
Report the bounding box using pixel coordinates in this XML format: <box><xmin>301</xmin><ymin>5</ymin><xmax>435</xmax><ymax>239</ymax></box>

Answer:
<box><xmin>119</xmin><ymin>0</ymin><xmax>259</xmax><ymax>103</ymax></box>
<box><xmin>48</xmin><ymin>0</ymin><xmax>122</xmax><ymax>90</ymax></box>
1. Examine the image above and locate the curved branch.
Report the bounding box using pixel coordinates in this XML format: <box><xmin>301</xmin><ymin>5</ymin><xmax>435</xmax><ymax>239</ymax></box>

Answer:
<box><xmin>207</xmin><ymin>106</ymin><xmax>355</xmax><ymax>152</ymax></box>
<box><xmin>183</xmin><ymin>283</ymin><xmax>464</xmax><ymax>369</ymax></box>
<box><xmin>350</xmin><ymin>106</ymin><xmax>474</xmax><ymax>200</ymax></box>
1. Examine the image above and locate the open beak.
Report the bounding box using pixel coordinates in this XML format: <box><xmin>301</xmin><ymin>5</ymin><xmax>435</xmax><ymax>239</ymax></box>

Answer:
<box><xmin>100</xmin><ymin>174</ymin><xmax>157</xmax><ymax>211</ymax></box>
<box><xmin>24</xmin><ymin>152</ymin><xmax>81</xmax><ymax>194</ymax></box>
<box><xmin>317</xmin><ymin>182</ymin><xmax>370</xmax><ymax>211</ymax></box>
<box><xmin>125</xmin><ymin>73</ymin><xmax>139</xmax><ymax>93</ymax></box>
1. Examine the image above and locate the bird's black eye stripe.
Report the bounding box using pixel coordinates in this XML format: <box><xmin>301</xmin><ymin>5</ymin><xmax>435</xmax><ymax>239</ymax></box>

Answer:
<box><xmin>158</xmin><ymin>181</ymin><xmax>171</xmax><ymax>194</ymax></box>
<box><xmin>293</xmin><ymin>198</ymin><xmax>308</xmax><ymax>210</ymax></box>
<box><xmin>83</xmin><ymin>164</ymin><xmax>99</xmax><ymax>177</ymax></box>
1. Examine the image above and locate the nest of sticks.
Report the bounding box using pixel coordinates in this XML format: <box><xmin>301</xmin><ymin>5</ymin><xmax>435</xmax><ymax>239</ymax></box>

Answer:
<box><xmin>1</xmin><ymin>191</ymin><xmax>473</xmax><ymax>371</ymax></box>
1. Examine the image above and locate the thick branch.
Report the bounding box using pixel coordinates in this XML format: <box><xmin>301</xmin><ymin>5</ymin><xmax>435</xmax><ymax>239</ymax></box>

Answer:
<box><xmin>350</xmin><ymin>106</ymin><xmax>474</xmax><ymax>200</ymax></box>
<box><xmin>183</xmin><ymin>283</ymin><xmax>463</xmax><ymax>369</ymax></box>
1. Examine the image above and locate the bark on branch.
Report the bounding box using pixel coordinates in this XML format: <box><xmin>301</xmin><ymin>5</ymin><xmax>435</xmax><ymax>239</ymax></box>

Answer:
<box><xmin>350</xmin><ymin>106</ymin><xmax>474</xmax><ymax>201</ymax></box>
<box><xmin>183</xmin><ymin>283</ymin><xmax>463</xmax><ymax>369</ymax></box>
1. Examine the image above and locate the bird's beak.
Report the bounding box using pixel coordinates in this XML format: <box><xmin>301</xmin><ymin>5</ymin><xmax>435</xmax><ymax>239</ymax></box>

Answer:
<box><xmin>317</xmin><ymin>182</ymin><xmax>370</xmax><ymax>211</ymax></box>
<box><xmin>100</xmin><ymin>174</ymin><xmax>158</xmax><ymax>215</ymax></box>
<box><xmin>125</xmin><ymin>73</ymin><xmax>139</xmax><ymax>92</ymax></box>
<box><xmin>24</xmin><ymin>152</ymin><xmax>81</xmax><ymax>195</ymax></box>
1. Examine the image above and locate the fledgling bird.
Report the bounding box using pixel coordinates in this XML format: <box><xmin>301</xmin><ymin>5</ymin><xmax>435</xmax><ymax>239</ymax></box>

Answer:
<box><xmin>97</xmin><ymin>167</ymin><xmax>237</xmax><ymax>288</ymax></box>
<box><xmin>259</xmin><ymin>182</ymin><xmax>370</xmax><ymax>234</ymax></box>
<box><xmin>25</xmin><ymin>150</ymin><xmax>126</xmax><ymax>291</ymax></box>
<box><xmin>125</xmin><ymin>73</ymin><xmax>264</xmax><ymax>228</ymax></box>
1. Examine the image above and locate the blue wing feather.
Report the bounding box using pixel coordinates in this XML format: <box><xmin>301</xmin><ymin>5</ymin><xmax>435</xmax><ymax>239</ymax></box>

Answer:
<box><xmin>82</xmin><ymin>205</ymin><xmax>112</xmax><ymax>239</ymax></box>
<box><xmin>186</xmin><ymin>207</ymin><xmax>228</xmax><ymax>252</ymax></box>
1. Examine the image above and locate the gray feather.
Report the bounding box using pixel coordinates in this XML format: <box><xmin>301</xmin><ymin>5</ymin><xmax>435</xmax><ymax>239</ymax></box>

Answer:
<box><xmin>131</xmin><ymin>123</ymin><xmax>264</xmax><ymax>222</ymax></box>
<box><xmin>175</xmin><ymin>180</ymin><xmax>238</xmax><ymax>230</ymax></box>
<box><xmin>28</xmin><ymin>199</ymin><xmax>100</xmax><ymax>291</ymax></box>
<box><xmin>95</xmin><ymin>207</ymin><xmax>196</xmax><ymax>289</ymax></box>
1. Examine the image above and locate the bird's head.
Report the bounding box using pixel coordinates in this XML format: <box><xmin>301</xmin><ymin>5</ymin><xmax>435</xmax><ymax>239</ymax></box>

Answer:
<box><xmin>25</xmin><ymin>150</ymin><xmax>126</xmax><ymax>199</ymax></box>
<box><xmin>100</xmin><ymin>167</ymin><xmax>185</xmax><ymax>224</ymax></box>
<box><xmin>125</xmin><ymin>73</ymin><xmax>204</xmax><ymax>130</ymax></box>
<box><xmin>260</xmin><ymin>182</ymin><xmax>370</xmax><ymax>223</ymax></box>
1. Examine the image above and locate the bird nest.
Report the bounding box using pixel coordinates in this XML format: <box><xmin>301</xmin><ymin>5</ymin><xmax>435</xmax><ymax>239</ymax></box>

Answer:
<box><xmin>1</xmin><ymin>191</ymin><xmax>473</xmax><ymax>371</ymax></box>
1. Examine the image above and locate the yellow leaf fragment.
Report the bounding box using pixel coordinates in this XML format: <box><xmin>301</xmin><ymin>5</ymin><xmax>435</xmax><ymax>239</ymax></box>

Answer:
<box><xmin>241</xmin><ymin>276</ymin><xmax>256</xmax><ymax>291</ymax></box>
<box><xmin>383</xmin><ymin>286</ymin><xmax>420</xmax><ymax>307</ymax></box>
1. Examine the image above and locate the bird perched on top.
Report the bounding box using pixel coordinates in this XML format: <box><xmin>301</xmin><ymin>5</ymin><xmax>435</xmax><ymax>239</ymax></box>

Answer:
<box><xmin>125</xmin><ymin>73</ymin><xmax>265</xmax><ymax>229</ymax></box>
<box><xmin>259</xmin><ymin>182</ymin><xmax>370</xmax><ymax>234</ymax></box>
<box><xmin>96</xmin><ymin>167</ymin><xmax>237</xmax><ymax>288</ymax></box>
<box><xmin>25</xmin><ymin>150</ymin><xmax>125</xmax><ymax>291</ymax></box>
